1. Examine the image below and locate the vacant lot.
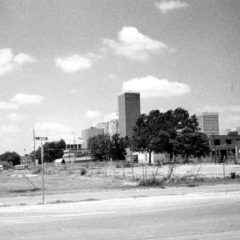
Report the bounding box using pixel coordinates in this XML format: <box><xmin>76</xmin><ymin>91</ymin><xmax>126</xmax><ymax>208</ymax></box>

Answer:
<box><xmin>0</xmin><ymin>163</ymin><xmax>240</xmax><ymax>199</ymax></box>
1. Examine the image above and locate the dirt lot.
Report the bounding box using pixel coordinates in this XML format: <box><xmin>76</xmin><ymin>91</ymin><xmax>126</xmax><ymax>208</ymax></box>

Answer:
<box><xmin>1</xmin><ymin>163</ymin><xmax>240</xmax><ymax>200</ymax></box>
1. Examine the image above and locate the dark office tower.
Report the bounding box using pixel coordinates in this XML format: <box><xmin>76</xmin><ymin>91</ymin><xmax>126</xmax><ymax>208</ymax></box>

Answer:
<box><xmin>118</xmin><ymin>92</ymin><xmax>141</xmax><ymax>138</ymax></box>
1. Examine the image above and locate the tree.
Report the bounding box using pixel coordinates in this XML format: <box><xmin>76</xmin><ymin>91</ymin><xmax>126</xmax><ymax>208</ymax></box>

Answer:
<box><xmin>110</xmin><ymin>134</ymin><xmax>126</xmax><ymax>160</ymax></box>
<box><xmin>35</xmin><ymin>139</ymin><xmax>66</xmax><ymax>163</ymax></box>
<box><xmin>131</xmin><ymin>110</ymin><xmax>171</xmax><ymax>164</ymax></box>
<box><xmin>88</xmin><ymin>134</ymin><xmax>111</xmax><ymax>161</ymax></box>
<box><xmin>131</xmin><ymin>108</ymin><xmax>209</xmax><ymax>164</ymax></box>
<box><xmin>0</xmin><ymin>151</ymin><xmax>21</xmax><ymax>166</ymax></box>
<box><xmin>175</xmin><ymin>132</ymin><xmax>210</xmax><ymax>162</ymax></box>
<box><xmin>164</xmin><ymin>108</ymin><xmax>201</xmax><ymax>159</ymax></box>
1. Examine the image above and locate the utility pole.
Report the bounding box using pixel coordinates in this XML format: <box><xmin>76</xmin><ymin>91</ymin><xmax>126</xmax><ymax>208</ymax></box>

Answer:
<box><xmin>33</xmin><ymin>125</ymin><xmax>36</xmax><ymax>165</ymax></box>
<box><xmin>35</xmin><ymin>136</ymin><xmax>48</xmax><ymax>204</ymax></box>
<box><xmin>72</xmin><ymin>132</ymin><xmax>76</xmax><ymax>162</ymax></box>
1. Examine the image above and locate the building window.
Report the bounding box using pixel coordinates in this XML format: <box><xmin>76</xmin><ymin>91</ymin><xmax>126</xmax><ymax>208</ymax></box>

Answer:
<box><xmin>226</xmin><ymin>139</ymin><xmax>232</xmax><ymax>145</ymax></box>
<box><xmin>214</xmin><ymin>139</ymin><xmax>220</xmax><ymax>145</ymax></box>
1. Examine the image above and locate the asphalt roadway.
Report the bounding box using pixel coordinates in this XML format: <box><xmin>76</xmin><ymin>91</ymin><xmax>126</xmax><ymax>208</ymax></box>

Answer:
<box><xmin>1</xmin><ymin>187</ymin><xmax>240</xmax><ymax>240</ymax></box>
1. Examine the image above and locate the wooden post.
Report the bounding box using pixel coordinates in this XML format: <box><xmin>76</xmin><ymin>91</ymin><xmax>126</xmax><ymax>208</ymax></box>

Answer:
<box><xmin>122</xmin><ymin>162</ymin><xmax>125</xmax><ymax>179</ymax></box>
<box><xmin>142</xmin><ymin>164</ymin><xmax>145</xmax><ymax>179</ymax></box>
<box><xmin>132</xmin><ymin>163</ymin><xmax>134</xmax><ymax>180</ymax></box>
<box><xmin>145</xmin><ymin>165</ymin><xmax>148</xmax><ymax>179</ymax></box>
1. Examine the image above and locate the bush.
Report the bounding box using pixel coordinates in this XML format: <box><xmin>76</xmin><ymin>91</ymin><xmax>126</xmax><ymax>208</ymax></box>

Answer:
<box><xmin>138</xmin><ymin>177</ymin><xmax>164</xmax><ymax>187</ymax></box>
<box><xmin>80</xmin><ymin>168</ymin><xmax>87</xmax><ymax>176</ymax></box>
<box><xmin>115</xmin><ymin>161</ymin><xmax>132</xmax><ymax>168</ymax></box>
<box><xmin>0</xmin><ymin>161</ymin><xmax>13</xmax><ymax>170</ymax></box>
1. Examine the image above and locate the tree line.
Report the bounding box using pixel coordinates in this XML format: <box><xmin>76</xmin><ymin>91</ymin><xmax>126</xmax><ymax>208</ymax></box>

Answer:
<box><xmin>0</xmin><ymin>140</ymin><xmax>66</xmax><ymax>166</ymax></box>
<box><xmin>0</xmin><ymin>108</ymin><xmax>210</xmax><ymax>165</ymax></box>
<box><xmin>88</xmin><ymin>108</ymin><xmax>210</xmax><ymax>163</ymax></box>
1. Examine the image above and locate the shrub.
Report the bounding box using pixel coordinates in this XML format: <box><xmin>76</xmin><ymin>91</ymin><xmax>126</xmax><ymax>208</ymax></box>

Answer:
<box><xmin>80</xmin><ymin>168</ymin><xmax>87</xmax><ymax>176</ymax></box>
<box><xmin>30</xmin><ymin>167</ymin><xmax>41</xmax><ymax>174</ymax></box>
<box><xmin>138</xmin><ymin>177</ymin><xmax>164</xmax><ymax>187</ymax></box>
<box><xmin>115</xmin><ymin>161</ymin><xmax>132</xmax><ymax>168</ymax></box>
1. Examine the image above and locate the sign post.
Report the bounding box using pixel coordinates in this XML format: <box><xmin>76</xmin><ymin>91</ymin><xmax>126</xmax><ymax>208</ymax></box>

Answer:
<box><xmin>35</xmin><ymin>137</ymin><xmax>48</xmax><ymax>204</ymax></box>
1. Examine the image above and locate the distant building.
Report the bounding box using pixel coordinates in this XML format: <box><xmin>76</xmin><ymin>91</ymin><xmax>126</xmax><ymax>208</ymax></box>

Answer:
<box><xmin>65</xmin><ymin>143</ymin><xmax>81</xmax><ymax>150</ymax></box>
<box><xmin>237</xmin><ymin>127</ymin><xmax>240</xmax><ymax>134</ymax></box>
<box><xmin>225</xmin><ymin>128</ymin><xmax>238</xmax><ymax>136</ymax></box>
<box><xmin>96</xmin><ymin>122</ymin><xmax>109</xmax><ymax>134</ymax></box>
<box><xmin>96</xmin><ymin>119</ymin><xmax>119</xmax><ymax>137</ymax></box>
<box><xmin>108</xmin><ymin>119</ymin><xmax>119</xmax><ymax>136</ymax></box>
<box><xmin>20</xmin><ymin>155</ymin><xmax>33</xmax><ymax>165</ymax></box>
<box><xmin>197</xmin><ymin>112</ymin><xmax>219</xmax><ymax>136</ymax></box>
<box><xmin>209</xmin><ymin>134</ymin><xmax>240</xmax><ymax>162</ymax></box>
<box><xmin>118</xmin><ymin>92</ymin><xmax>140</xmax><ymax>138</ymax></box>
<box><xmin>81</xmin><ymin>127</ymin><xmax>104</xmax><ymax>149</ymax></box>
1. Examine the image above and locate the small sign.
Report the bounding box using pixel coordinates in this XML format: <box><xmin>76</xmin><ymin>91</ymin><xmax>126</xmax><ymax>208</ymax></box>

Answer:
<box><xmin>35</xmin><ymin>137</ymin><xmax>48</xmax><ymax>141</ymax></box>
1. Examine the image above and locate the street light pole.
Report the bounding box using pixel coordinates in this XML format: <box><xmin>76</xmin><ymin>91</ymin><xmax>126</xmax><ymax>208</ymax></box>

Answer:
<box><xmin>41</xmin><ymin>139</ymin><xmax>45</xmax><ymax>204</ymax></box>
<box><xmin>72</xmin><ymin>132</ymin><xmax>76</xmax><ymax>162</ymax></box>
<box><xmin>35</xmin><ymin>136</ymin><xmax>48</xmax><ymax>204</ymax></box>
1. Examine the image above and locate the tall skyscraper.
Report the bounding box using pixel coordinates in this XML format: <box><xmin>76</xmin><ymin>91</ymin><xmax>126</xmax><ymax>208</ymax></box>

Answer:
<box><xmin>118</xmin><ymin>92</ymin><xmax>140</xmax><ymax>138</ymax></box>
<box><xmin>197</xmin><ymin>112</ymin><xmax>219</xmax><ymax>136</ymax></box>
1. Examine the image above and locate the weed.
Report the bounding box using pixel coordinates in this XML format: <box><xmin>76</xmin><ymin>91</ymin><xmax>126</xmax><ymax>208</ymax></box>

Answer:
<box><xmin>80</xmin><ymin>168</ymin><xmax>87</xmax><ymax>176</ymax></box>
<box><xmin>138</xmin><ymin>178</ymin><xmax>165</xmax><ymax>187</ymax></box>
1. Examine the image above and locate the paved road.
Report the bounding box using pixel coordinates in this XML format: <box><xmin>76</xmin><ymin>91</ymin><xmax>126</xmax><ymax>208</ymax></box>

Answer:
<box><xmin>1</xmin><ymin>191</ymin><xmax>240</xmax><ymax>240</ymax></box>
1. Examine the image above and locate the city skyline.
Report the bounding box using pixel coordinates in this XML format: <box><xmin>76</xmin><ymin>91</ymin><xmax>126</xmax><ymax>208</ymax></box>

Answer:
<box><xmin>0</xmin><ymin>0</ymin><xmax>239</xmax><ymax>154</ymax></box>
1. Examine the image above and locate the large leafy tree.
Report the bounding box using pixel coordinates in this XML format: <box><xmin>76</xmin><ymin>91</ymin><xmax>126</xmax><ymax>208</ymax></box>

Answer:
<box><xmin>88</xmin><ymin>134</ymin><xmax>127</xmax><ymax>161</ymax></box>
<box><xmin>110</xmin><ymin>134</ymin><xmax>126</xmax><ymax>160</ymax></box>
<box><xmin>0</xmin><ymin>151</ymin><xmax>21</xmax><ymax>166</ymax></box>
<box><xmin>35</xmin><ymin>139</ymin><xmax>66</xmax><ymax>163</ymax></box>
<box><xmin>176</xmin><ymin>132</ymin><xmax>210</xmax><ymax>161</ymax></box>
<box><xmin>131</xmin><ymin>110</ymin><xmax>171</xmax><ymax>164</ymax></box>
<box><xmin>88</xmin><ymin>134</ymin><xmax>111</xmax><ymax>161</ymax></box>
<box><xmin>131</xmin><ymin>108</ymin><xmax>209</xmax><ymax>163</ymax></box>
<box><xmin>164</xmin><ymin>108</ymin><xmax>200</xmax><ymax>159</ymax></box>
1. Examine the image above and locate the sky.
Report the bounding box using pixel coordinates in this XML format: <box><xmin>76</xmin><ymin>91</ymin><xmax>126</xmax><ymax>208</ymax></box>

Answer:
<box><xmin>0</xmin><ymin>0</ymin><xmax>240</xmax><ymax>154</ymax></box>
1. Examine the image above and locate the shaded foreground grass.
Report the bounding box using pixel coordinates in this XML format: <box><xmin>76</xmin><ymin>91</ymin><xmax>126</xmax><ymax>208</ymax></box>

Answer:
<box><xmin>0</xmin><ymin>174</ymin><xmax>127</xmax><ymax>198</ymax></box>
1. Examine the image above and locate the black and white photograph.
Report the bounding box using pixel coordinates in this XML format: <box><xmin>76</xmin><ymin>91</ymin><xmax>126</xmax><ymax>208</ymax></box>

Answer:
<box><xmin>0</xmin><ymin>0</ymin><xmax>240</xmax><ymax>239</ymax></box>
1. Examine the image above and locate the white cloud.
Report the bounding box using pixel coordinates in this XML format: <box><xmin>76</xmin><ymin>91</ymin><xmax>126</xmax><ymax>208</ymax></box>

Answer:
<box><xmin>10</xmin><ymin>93</ymin><xmax>45</xmax><ymax>105</ymax></box>
<box><xmin>0</xmin><ymin>125</ymin><xmax>19</xmax><ymax>134</ymax></box>
<box><xmin>70</xmin><ymin>89</ymin><xmax>79</xmax><ymax>94</ymax></box>
<box><xmin>220</xmin><ymin>115</ymin><xmax>240</xmax><ymax>134</ymax></box>
<box><xmin>55</xmin><ymin>54</ymin><xmax>92</xmax><ymax>73</ymax></box>
<box><xmin>194</xmin><ymin>105</ymin><xmax>240</xmax><ymax>133</ymax></box>
<box><xmin>195</xmin><ymin>105</ymin><xmax>240</xmax><ymax>114</ymax></box>
<box><xmin>0</xmin><ymin>93</ymin><xmax>44</xmax><ymax>112</ymax></box>
<box><xmin>14</xmin><ymin>53</ymin><xmax>37</xmax><ymax>65</ymax></box>
<box><xmin>0</xmin><ymin>101</ymin><xmax>18</xmax><ymax>111</ymax></box>
<box><xmin>109</xmin><ymin>74</ymin><xmax>117</xmax><ymax>80</ymax></box>
<box><xmin>155</xmin><ymin>0</ymin><xmax>189</xmax><ymax>14</ymax></box>
<box><xmin>195</xmin><ymin>105</ymin><xmax>226</xmax><ymax>114</ymax></box>
<box><xmin>85</xmin><ymin>110</ymin><xmax>102</xmax><ymax>119</ymax></box>
<box><xmin>103</xmin><ymin>26</ymin><xmax>170</xmax><ymax>61</ymax></box>
<box><xmin>230</xmin><ymin>106</ymin><xmax>240</xmax><ymax>112</ymax></box>
<box><xmin>122</xmin><ymin>76</ymin><xmax>190</xmax><ymax>98</ymax></box>
<box><xmin>8</xmin><ymin>113</ymin><xmax>24</xmax><ymax>122</ymax></box>
<box><xmin>0</xmin><ymin>48</ymin><xmax>36</xmax><ymax>75</ymax></box>
<box><xmin>104</xmin><ymin>112</ymin><xmax>118</xmax><ymax>122</ymax></box>
<box><xmin>35</xmin><ymin>122</ymin><xmax>72</xmax><ymax>141</ymax></box>
<box><xmin>35</xmin><ymin>122</ymin><xmax>70</xmax><ymax>133</ymax></box>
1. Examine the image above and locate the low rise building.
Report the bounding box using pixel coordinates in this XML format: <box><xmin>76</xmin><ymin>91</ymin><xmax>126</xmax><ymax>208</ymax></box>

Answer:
<box><xmin>209</xmin><ymin>134</ymin><xmax>240</xmax><ymax>162</ymax></box>
<box><xmin>108</xmin><ymin>119</ymin><xmax>119</xmax><ymax>136</ymax></box>
<box><xmin>81</xmin><ymin>127</ymin><xmax>104</xmax><ymax>149</ymax></box>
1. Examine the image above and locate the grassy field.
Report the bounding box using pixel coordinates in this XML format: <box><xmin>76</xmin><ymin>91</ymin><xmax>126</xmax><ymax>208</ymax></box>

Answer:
<box><xmin>0</xmin><ymin>162</ymin><xmax>240</xmax><ymax>198</ymax></box>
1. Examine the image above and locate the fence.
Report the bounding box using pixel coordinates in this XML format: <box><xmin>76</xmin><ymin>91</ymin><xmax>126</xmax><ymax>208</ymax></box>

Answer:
<box><xmin>43</xmin><ymin>161</ymin><xmax>240</xmax><ymax>180</ymax></box>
